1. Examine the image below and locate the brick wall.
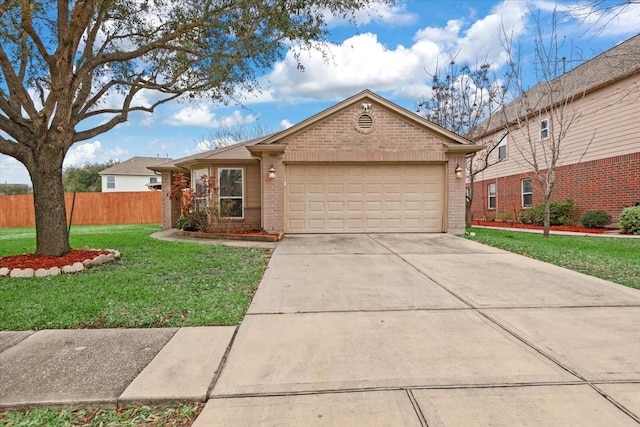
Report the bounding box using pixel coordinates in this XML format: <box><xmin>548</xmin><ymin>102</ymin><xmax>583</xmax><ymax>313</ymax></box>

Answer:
<box><xmin>470</xmin><ymin>152</ymin><xmax>640</xmax><ymax>223</ymax></box>
<box><xmin>284</xmin><ymin>102</ymin><xmax>448</xmax><ymax>162</ymax></box>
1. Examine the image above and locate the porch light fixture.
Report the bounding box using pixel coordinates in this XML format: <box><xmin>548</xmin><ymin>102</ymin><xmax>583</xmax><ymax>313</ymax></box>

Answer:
<box><xmin>268</xmin><ymin>166</ymin><xmax>276</xmax><ymax>179</ymax></box>
<box><xmin>454</xmin><ymin>164</ymin><xmax>463</xmax><ymax>178</ymax></box>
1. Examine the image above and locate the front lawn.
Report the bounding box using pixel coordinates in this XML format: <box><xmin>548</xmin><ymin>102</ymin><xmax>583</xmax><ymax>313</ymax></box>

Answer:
<box><xmin>465</xmin><ymin>228</ymin><xmax>640</xmax><ymax>290</ymax></box>
<box><xmin>0</xmin><ymin>225</ymin><xmax>270</xmax><ymax>330</ymax></box>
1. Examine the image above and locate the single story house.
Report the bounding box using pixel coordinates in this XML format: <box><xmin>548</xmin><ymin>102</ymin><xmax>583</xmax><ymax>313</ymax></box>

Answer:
<box><xmin>99</xmin><ymin>156</ymin><xmax>171</xmax><ymax>192</ymax></box>
<box><xmin>150</xmin><ymin>90</ymin><xmax>483</xmax><ymax>235</ymax></box>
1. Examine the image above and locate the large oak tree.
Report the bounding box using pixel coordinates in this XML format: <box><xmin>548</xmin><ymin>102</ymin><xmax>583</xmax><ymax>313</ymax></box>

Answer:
<box><xmin>0</xmin><ymin>0</ymin><xmax>386</xmax><ymax>256</ymax></box>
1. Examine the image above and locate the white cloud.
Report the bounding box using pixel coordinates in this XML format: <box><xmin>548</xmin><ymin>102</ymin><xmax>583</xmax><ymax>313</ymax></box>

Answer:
<box><xmin>280</xmin><ymin>119</ymin><xmax>294</xmax><ymax>129</ymax></box>
<box><xmin>261</xmin><ymin>0</ymin><xmax>529</xmax><ymax>103</ymax></box>
<box><xmin>164</xmin><ymin>106</ymin><xmax>215</xmax><ymax>126</ymax></box>
<box><xmin>563</xmin><ymin>1</ymin><xmax>640</xmax><ymax>37</ymax></box>
<box><xmin>0</xmin><ymin>155</ymin><xmax>30</xmax><ymax>185</ymax></box>
<box><xmin>164</xmin><ymin>107</ymin><xmax>257</xmax><ymax>128</ymax></box>
<box><xmin>63</xmin><ymin>141</ymin><xmax>128</xmax><ymax>168</ymax></box>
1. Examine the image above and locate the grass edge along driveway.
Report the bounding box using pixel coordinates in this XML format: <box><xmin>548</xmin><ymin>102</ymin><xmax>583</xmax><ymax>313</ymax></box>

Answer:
<box><xmin>0</xmin><ymin>224</ymin><xmax>271</xmax><ymax>331</ymax></box>
<box><xmin>465</xmin><ymin>227</ymin><xmax>640</xmax><ymax>290</ymax></box>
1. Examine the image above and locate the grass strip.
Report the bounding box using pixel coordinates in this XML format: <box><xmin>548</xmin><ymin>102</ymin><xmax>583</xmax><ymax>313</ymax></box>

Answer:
<box><xmin>465</xmin><ymin>228</ymin><xmax>640</xmax><ymax>290</ymax></box>
<box><xmin>0</xmin><ymin>402</ymin><xmax>204</xmax><ymax>426</ymax></box>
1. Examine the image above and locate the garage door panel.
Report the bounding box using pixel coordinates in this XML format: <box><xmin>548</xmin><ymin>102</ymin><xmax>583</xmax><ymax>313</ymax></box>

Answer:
<box><xmin>286</xmin><ymin>164</ymin><xmax>444</xmax><ymax>233</ymax></box>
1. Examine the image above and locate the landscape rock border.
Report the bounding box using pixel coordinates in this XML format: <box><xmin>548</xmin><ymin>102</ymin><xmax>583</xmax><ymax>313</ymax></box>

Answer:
<box><xmin>0</xmin><ymin>249</ymin><xmax>121</xmax><ymax>279</ymax></box>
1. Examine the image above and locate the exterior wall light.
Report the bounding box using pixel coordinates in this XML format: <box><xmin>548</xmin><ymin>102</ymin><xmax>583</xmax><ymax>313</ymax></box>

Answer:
<box><xmin>454</xmin><ymin>164</ymin><xmax>463</xmax><ymax>178</ymax></box>
<box><xmin>268</xmin><ymin>166</ymin><xmax>276</xmax><ymax>179</ymax></box>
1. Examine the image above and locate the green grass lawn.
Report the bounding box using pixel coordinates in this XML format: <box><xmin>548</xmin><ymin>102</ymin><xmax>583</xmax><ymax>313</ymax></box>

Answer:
<box><xmin>0</xmin><ymin>225</ymin><xmax>270</xmax><ymax>330</ymax></box>
<box><xmin>0</xmin><ymin>403</ymin><xmax>203</xmax><ymax>426</ymax></box>
<box><xmin>465</xmin><ymin>228</ymin><xmax>640</xmax><ymax>290</ymax></box>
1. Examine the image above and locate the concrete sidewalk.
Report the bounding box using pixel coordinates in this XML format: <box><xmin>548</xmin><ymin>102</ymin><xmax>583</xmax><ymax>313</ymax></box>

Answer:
<box><xmin>1</xmin><ymin>233</ymin><xmax>640</xmax><ymax>426</ymax></box>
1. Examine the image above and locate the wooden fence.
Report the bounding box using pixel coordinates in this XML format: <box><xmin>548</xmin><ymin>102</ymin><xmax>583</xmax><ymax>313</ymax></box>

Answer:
<box><xmin>0</xmin><ymin>191</ymin><xmax>162</xmax><ymax>228</ymax></box>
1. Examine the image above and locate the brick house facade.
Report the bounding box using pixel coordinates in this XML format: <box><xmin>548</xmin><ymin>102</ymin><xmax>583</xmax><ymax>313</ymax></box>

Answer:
<box><xmin>151</xmin><ymin>90</ymin><xmax>481</xmax><ymax>235</ymax></box>
<box><xmin>470</xmin><ymin>34</ymin><xmax>640</xmax><ymax>225</ymax></box>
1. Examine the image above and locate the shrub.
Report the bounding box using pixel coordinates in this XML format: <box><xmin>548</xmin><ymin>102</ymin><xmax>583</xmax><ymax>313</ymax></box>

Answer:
<box><xmin>177</xmin><ymin>210</ymin><xmax>209</xmax><ymax>231</ymax></box>
<box><xmin>619</xmin><ymin>206</ymin><xmax>640</xmax><ymax>235</ymax></box>
<box><xmin>580</xmin><ymin>210</ymin><xmax>612</xmax><ymax>228</ymax></box>
<box><xmin>518</xmin><ymin>200</ymin><xmax>576</xmax><ymax>226</ymax></box>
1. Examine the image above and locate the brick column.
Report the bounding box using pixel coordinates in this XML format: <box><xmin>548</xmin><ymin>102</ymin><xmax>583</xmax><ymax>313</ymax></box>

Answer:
<box><xmin>261</xmin><ymin>154</ymin><xmax>285</xmax><ymax>233</ymax></box>
<box><xmin>447</xmin><ymin>155</ymin><xmax>467</xmax><ymax>234</ymax></box>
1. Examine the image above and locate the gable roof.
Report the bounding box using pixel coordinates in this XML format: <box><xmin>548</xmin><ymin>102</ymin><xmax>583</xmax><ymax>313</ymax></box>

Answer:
<box><xmin>147</xmin><ymin>136</ymin><xmax>270</xmax><ymax>173</ymax></box>
<box><xmin>481</xmin><ymin>32</ymin><xmax>640</xmax><ymax>136</ymax></box>
<box><xmin>254</xmin><ymin>89</ymin><xmax>475</xmax><ymax>148</ymax></box>
<box><xmin>99</xmin><ymin>156</ymin><xmax>172</xmax><ymax>176</ymax></box>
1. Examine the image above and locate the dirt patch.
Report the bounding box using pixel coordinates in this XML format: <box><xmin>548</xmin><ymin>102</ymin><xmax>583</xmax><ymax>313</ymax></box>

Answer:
<box><xmin>0</xmin><ymin>249</ymin><xmax>111</xmax><ymax>270</ymax></box>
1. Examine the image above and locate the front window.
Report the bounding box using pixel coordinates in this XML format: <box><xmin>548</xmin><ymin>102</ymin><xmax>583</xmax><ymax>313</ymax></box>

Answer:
<box><xmin>218</xmin><ymin>168</ymin><xmax>243</xmax><ymax>218</ymax></box>
<box><xmin>192</xmin><ymin>168</ymin><xmax>209</xmax><ymax>210</ymax></box>
<box><xmin>540</xmin><ymin>119</ymin><xmax>549</xmax><ymax>140</ymax></box>
<box><xmin>488</xmin><ymin>183</ymin><xmax>496</xmax><ymax>210</ymax></box>
<box><xmin>522</xmin><ymin>178</ymin><xmax>533</xmax><ymax>208</ymax></box>
<box><xmin>106</xmin><ymin>176</ymin><xmax>115</xmax><ymax>189</ymax></box>
<box><xmin>498</xmin><ymin>134</ymin><xmax>508</xmax><ymax>160</ymax></box>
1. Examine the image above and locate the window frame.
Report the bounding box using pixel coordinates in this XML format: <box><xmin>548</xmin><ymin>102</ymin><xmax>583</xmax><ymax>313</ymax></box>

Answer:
<box><xmin>498</xmin><ymin>133</ymin><xmax>508</xmax><ymax>160</ymax></box>
<box><xmin>487</xmin><ymin>183</ymin><xmax>496</xmax><ymax>210</ymax></box>
<box><xmin>106</xmin><ymin>175</ymin><xmax>115</xmax><ymax>189</ymax></box>
<box><xmin>521</xmin><ymin>178</ymin><xmax>533</xmax><ymax>208</ymax></box>
<box><xmin>540</xmin><ymin>118</ymin><xmax>549</xmax><ymax>140</ymax></box>
<box><xmin>192</xmin><ymin>168</ymin><xmax>209</xmax><ymax>211</ymax></box>
<box><xmin>218</xmin><ymin>167</ymin><xmax>244</xmax><ymax>219</ymax></box>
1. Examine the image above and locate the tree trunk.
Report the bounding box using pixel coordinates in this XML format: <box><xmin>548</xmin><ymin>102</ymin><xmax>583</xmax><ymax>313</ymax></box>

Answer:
<box><xmin>543</xmin><ymin>197</ymin><xmax>551</xmax><ymax>239</ymax></box>
<box><xmin>465</xmin><ymin>199</ymin><xmax>473</xmax><ymax>228</ymax></box>
<box><xmin>28</xmin><ymin>148</ymin><xmax>71</xmax><ymax>257</ymax></box>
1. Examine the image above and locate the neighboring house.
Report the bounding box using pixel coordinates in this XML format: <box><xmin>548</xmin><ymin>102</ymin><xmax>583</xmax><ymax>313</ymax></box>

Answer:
<box><xmin>150</xmin><ymin>90</ymin><xmax>482</xmax><ymax>235</ymax></box>
<box><xmin>470</xmin><ymin>33</ymin><xmax>640</xmax><ymax>223</ymax></box>
<box><xmin>99</xmin><ymin>157</ymin><xmax>171</xmax><ymax>192</ymax></box>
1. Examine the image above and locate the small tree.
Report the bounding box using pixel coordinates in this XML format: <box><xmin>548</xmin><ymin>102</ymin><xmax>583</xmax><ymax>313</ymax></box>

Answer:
<box><xmin>195</xmin><ymin>118</ymin><xmax>274</xmax><ymax>152</ymax></box>
<box><xmin>499</xmin><ymin>11</ymin><xmax>592</xmax><ymax>237</ymax></box>
<box><xmin>417</xmin><ymin>59</ymin><xmax>506</xmax><ymax>226</ymax></box>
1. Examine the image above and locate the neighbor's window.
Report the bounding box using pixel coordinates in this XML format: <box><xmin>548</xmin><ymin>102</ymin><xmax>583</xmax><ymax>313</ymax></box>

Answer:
<box><xmin>540</xmin><ymin>119</ymin><xmax>549</xmax><ymax>140</ymax></box>
<box><xmin>488</xmin><ymin>183</ymin><xmax>496</xmax><ymax>210</ymax></box>
<box><xmin>149</xmin><ymin>177</ymin><xmax>158</xmax><ymax>184</ymax></box>
<box><xmin>192</xmin><ymin>168</ymin><xmax>209</xmax><ymax>210</ymax></box>
<box><xmin>219</xmin><ymin>168</ymin><xmax>244</xmax><ymax>218</ymax></box>
<box><xmin>522</xmin><ymin>178</ymin><xmax>533</xmax><ymax>208</ymax></box>
<box><xmin>498</xmin><ymin>134</ymin><xmax>508</xmax><ymax>160</ymax></box>
<box><xmin>106</xmin><ymin>175</ymin><xmax>115</xmax><ymax>189</ymax></box>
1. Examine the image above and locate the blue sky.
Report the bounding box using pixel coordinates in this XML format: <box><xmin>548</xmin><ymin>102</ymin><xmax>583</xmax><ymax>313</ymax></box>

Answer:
<box><xmin>2</xmin><ymin>0</ymin><xmax>639</xmax><ymax>185</ymax></box>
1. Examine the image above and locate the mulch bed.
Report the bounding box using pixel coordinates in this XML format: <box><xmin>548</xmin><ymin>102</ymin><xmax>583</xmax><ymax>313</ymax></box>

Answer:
<box><xmin>0</xmin><ymin>249</ymin><xmax>111</xmax><ymax>270</ymax></box>
<box><xmin>472</xmin><ymin>220</ymin><xmax>611</xmax><ymax>234</ymax></box>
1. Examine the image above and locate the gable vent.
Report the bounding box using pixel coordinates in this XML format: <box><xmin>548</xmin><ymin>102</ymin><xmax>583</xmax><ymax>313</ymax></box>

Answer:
<box><xmin>357</xmin><ymin>113</ymin><xmax>374</xmax><ymax>130</ymax></box>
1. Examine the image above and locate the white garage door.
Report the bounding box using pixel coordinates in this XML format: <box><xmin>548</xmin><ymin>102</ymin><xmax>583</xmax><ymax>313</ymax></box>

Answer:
<box><xmin>285</xmin><ymin>164</ymin><xmax>445</xmax><ymax>233</ymax></box>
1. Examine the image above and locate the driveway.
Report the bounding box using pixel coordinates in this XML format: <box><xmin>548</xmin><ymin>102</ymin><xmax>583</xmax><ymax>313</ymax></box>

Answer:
<box><xmin>199</xmin><ymin>234</ymin><xmax>640</xmax><ymax>426</ymax></box>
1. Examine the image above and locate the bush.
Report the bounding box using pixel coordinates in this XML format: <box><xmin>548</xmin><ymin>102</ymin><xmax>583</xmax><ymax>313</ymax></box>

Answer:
<box><xmin>518</xmin><ymin>200</ymin><xmax>576</xmax><ymax>226</ymax></box>
<box><xmin>176</xmin><ymin>210</ymin><xmax>209</xmax><ymax>231</ymax></box>
<box><xmin>580</xmin><ymin>210</ymin><xmax>612</xmax><ymax>228</ymax></box>
<box><xmin>619</xmin><ymin>206</ymin><xmax>640</xmax><ymax>235</ymax></box>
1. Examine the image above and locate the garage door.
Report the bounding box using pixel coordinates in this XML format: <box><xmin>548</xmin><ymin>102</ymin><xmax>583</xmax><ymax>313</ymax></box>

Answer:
<box><xmin>285</xmin><ymin>164</ymin><xmax>445</xmax><ymax>233</ymax></box>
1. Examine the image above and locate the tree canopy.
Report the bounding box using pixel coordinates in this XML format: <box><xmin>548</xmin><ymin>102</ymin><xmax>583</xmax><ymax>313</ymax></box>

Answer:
<box><xmin>0</xmin><ymin>0</ymin><xmax>388</xmax><ymax>256</ymax></box>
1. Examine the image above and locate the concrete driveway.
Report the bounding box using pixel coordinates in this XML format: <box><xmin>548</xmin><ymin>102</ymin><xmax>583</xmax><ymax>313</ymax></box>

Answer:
<box><xmin>199</xmin><ymin>234</ymin><xmax>640</xmax><ymax>426</ymax></box>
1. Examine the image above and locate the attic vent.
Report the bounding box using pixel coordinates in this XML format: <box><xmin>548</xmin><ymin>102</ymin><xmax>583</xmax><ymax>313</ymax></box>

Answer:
<box><xmin>356</xmin><ymin>113</ymin><xmax>374</xmax><ymax>133</ymax></box>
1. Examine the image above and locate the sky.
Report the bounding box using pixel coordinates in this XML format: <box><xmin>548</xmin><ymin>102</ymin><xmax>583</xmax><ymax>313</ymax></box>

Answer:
<box><xmin>1</xmin><ymin>0</ymin><xmax>640</xmax><ymax>185</ymax></box>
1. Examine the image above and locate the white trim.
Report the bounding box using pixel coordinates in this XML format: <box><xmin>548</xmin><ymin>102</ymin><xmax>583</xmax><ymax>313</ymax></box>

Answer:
<box><xmin>540</xmin><ymin>118</ymin><xmax>549</xmax><ymax>140</ymax></box>
<box><xmin>521</xmin><ymin>178</ymin><xmax>533</xmax><ymax>208</ymax></box>
<box><xmin>218</xmin><ymin>167</ymin><xmax>244</xmax><ymax>219</ymax></box>
<box><xmin>488</xmin><ymin>182</ymin><xmax>496</xmax><ymax>210</ymax></box>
